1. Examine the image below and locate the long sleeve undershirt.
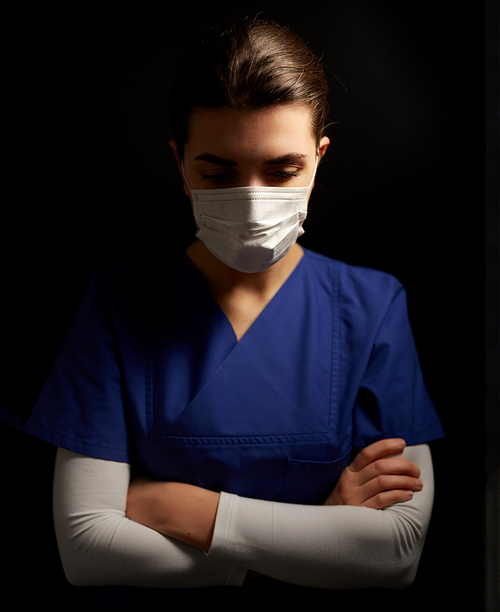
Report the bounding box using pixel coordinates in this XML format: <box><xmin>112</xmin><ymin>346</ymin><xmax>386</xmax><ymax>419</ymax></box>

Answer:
<box><xmin>53</xmin><ymin>444</ymin><xmax>434</xmax><ymax>589</ymax></box>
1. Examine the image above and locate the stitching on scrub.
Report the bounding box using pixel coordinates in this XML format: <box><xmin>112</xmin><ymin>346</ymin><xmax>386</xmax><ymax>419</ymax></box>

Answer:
<box><xmin>149</xmin><ymin>432</ymin><xmax>332</xmax><ymax>446</ymax></box>
<box><xmin>286</xmin><ymin>445</ymin><xmax>352</xmax><ymax>466</ymax></box>
<box><xmin>146</xmin><ymin>352</ymin><xmax>154</xmax><ymax>433</ymax></box>
<box><xmin>329</xmin><ymin>258</ymin><xmax>340</xmax><ymax>433</ymax></box>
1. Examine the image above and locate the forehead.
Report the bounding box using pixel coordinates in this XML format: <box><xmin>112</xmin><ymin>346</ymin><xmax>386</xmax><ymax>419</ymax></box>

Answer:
<box><xmin>185</xmin><ymin>104</ymin><xmax>316</xmax><ymax>160</ymax></box>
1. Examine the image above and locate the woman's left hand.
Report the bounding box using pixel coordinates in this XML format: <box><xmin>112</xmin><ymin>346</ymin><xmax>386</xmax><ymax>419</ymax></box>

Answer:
<box><xmin>126</xmin><ymin>479</ymin><xmax>220</xmax><ymax>552</ymax></box>
<box><xmin>323</xmin><ymin>438</ymin><xmax>423</xmax><ymax>509</ymax></box>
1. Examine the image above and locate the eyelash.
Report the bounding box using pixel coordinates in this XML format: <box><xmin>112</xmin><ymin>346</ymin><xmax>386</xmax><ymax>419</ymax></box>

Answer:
<box><xmin>201</xmin><ymin>171</ymin><xmax>300</xmax><ymax>185</ymax></box>
<box><xmin>201</xmin><ymin>174</ymin><xmax>232</xmax><ymax>184</ymax></box>
<box><xmin>274</xmin><ymin>171</ymin><xmax>299</xmax><ymax>182</ymax></box>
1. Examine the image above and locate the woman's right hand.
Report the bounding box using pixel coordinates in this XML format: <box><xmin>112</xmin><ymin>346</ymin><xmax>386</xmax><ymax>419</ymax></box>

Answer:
<box><xmin>323</xmin><ymin>438</ymin><xmax>423</xmax><ymax>509</ymax></box>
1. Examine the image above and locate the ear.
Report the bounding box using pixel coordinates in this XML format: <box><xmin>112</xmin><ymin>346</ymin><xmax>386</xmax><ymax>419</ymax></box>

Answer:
<box><xmin>170</xmin><ymin>139</ymin><xmax>190</xmax><ymax>198</ymax></box>
<box><xmin>318</xmin><ymin>136</ymin><xmax>330</xmax><ymax>163</ymax></box>
<box><xmin>170</xmin><ymin>139</ymin><xmax>182</xmax><ymax>173</ymax></box>
<box><xmin>308</xmin><ymin>135</ymin><xmax>331</xmax><ymax>198</ymax></box>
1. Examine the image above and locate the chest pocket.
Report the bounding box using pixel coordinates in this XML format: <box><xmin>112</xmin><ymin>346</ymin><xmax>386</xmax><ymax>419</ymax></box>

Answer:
<box><xmin>140</xmin><ymin>435</ymin><xmax>352</xmax><ymax>504</ymax></box>
<box><xmin>282</xmin><ymin>446</ymin><xmax>352</xmax><ymax>504</ymax></box>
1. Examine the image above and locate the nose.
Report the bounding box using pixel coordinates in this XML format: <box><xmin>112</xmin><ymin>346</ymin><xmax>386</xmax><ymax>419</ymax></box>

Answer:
<box><xmin>240</xmin><ymin>173</ymin><xmax>266</xmax><ymax>187</ymax></box>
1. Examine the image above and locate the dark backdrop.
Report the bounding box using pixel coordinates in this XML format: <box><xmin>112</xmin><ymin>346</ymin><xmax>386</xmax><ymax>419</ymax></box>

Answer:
<box><xmin>1</xmin><ymin>2</ymin><xmax>489</xmax><ymax>609</ymax></box>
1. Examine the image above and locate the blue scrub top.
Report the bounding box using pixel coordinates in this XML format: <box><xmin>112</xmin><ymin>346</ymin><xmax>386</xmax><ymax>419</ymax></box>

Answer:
<box><xmin>24</xmin><ymin>248</ymin><xmax>445</xmax><ymax>504</ymax></box>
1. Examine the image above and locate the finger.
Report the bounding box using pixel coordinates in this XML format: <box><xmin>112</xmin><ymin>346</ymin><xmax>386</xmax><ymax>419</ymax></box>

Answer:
<box><xmin>358</xmin><ymin>474</ymin><xmax>423</xmax><ymax>504</ymax></box>
<box><xmin>357</xmin><ymin>457</ymin><xmax>421</xmax><ymax>486</ymax></box>
<box><xmin>350</xmin><ymin>439</ymin><xmax>406</xmax><ymax>473</ymax></box>
<box><xmin>361</xmin><ymin>488</ymin><xmax>416</xmax><ymax>510</ymax></box>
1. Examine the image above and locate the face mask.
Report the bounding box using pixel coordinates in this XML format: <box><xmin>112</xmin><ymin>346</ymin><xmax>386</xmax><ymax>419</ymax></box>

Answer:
<box><xmin>182</xmin><ymin>161</ymin><xmax>317</xmax><ymax>273</ymax></box>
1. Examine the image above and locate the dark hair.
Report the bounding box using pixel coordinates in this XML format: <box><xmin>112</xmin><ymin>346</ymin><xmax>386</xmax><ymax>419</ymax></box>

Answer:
<box><xmin>169</xmin><ymin>17</ymin><xmax>329</xmax><ymax>158</ymax></box>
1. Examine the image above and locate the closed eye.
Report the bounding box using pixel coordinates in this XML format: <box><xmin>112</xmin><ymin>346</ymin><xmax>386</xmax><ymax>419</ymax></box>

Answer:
<box><xmin>200</xmin><ymin>170</ymin><xmax>300</xmax><ymax>186</ymax></box>
<box><xmin>200</xmin><ymin>173</ymin><xmax>235</xmax><ymax>184</ymax></box>
<box><xmin>272</xmin><ymin>170</ymin><xmax>299</xmax><ymax>182</ymax></box>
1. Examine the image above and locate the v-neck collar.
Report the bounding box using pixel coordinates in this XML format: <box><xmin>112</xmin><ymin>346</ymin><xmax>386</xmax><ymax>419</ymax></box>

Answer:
<box><xmin>182</xmin><ymin>248</ymin><xmax>308</xmax><ymax>344</ymax></box>
<box><xmin>158</xmin><ymin>246</ymin><xmax>335</xmax><ymax>440</ymax></box>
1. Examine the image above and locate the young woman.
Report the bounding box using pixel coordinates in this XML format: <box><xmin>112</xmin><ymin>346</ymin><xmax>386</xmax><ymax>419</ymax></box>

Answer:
<box><xmin>23</xmin><ymin>17</ymin><xmax>444</xmax><ymax>591</ymax></box>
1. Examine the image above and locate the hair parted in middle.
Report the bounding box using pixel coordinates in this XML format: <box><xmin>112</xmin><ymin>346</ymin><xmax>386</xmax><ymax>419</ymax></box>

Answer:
<box><xmin>169</xmin><ymin>16</ymin><xmax>329</xmax><ymax>158</ymax></box>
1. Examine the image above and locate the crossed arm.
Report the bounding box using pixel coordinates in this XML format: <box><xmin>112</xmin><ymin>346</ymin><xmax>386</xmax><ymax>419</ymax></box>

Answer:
<box><xmin>53</xmin><ymin>439</ymin><xmax>433</xmax><ymax>589</ymax></box>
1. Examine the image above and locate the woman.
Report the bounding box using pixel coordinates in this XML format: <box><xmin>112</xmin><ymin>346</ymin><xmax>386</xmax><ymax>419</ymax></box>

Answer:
<box><xmin>24</xmin><ymin>17</ymin><xmax>444</xmax><ymax>590</ymax></box>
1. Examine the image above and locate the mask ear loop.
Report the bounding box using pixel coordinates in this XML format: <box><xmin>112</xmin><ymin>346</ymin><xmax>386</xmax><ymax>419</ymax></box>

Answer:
<box><xmin>180</xmin><ymin>160</ymin><xmax>193</xmax><ymax>195</ymax></box>
<box><xmin>307</xmin><ymin>150</ymin><xmax>320</xmax><ymax>190</ymax></box>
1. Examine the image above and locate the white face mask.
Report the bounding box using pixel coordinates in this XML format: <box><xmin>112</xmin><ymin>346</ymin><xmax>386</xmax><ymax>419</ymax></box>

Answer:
<box><xmin>182</xmin><ymin>161</ymin><xmax>318</xmax><ymax>273</ymax></box>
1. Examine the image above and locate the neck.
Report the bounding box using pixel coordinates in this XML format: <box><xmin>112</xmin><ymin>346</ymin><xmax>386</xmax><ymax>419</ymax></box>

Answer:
<box><xmin>187</xmin><ymin>240</ymin><xmax>304</xmax><ymax>341</ymax></box>
<box><xmin>186</xmin><ymin>240</ymin><xmax>303</xmax><ymax>299</ymax></box>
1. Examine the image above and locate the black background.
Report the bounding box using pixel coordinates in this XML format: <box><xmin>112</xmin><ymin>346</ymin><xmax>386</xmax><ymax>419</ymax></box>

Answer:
<box><xmin>1</xmin><ymin>2</ymin><xmax>492</xmax><ymax>609</ymax></box>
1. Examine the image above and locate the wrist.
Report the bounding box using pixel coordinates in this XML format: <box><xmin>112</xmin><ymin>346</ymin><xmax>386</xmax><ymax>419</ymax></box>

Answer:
<box><xmin>127</xmin><ymin>479</ymin><xmax>220</xmax><ymax>551</ymax></box>
<box><xmin>164</xmin><ymin>483</ymin><xmax>220</xmax><ymax>551</ymax></box>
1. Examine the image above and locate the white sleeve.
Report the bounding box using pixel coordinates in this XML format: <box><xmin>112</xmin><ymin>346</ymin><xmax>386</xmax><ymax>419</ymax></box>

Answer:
<box><xmin>52</xmin><ymin>447</ymin><xmax>247</xmax><ymax>587</ymax></box>
<box><xmin>208</xmin><ymin>444</ymin><xmax>434</xmax><ymax>589</ymax></box>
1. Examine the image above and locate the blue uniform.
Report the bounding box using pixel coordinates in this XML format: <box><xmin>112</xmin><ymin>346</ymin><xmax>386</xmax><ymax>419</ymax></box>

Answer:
<box><xmin>24</xmin><ymin>248</ymin><xmax>445</xmax><ymax>504</ymax></box>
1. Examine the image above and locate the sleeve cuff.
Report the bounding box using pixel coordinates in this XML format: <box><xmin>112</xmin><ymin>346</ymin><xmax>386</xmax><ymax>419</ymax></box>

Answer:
<box><xmin>207</xmin><ymin>491</ymin><xmax>247</xmax><ymax>586</ymax></box>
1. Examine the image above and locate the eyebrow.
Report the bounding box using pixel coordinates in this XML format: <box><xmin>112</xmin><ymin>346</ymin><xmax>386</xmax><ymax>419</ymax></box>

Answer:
<box><xmin>193</xmin><ymin>152</ymin><xmax>308</xmax><ymax>166</ymax></box>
